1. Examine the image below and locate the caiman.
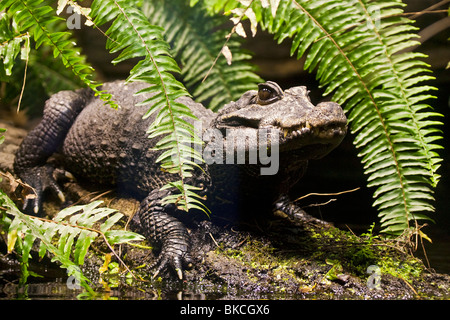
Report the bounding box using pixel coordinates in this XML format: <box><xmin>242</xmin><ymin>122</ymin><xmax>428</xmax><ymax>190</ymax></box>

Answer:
<box><xmin>14</xmin><ymin>80</ymin><xmax>347</xmax><ymax>279</ymax></box>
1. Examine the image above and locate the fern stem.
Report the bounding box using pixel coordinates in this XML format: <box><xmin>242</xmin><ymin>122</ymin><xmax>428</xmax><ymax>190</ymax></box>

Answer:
<box><xmin>18</xmin><ymin>0</ymin><xmax>87</xmax><ymax>86</ymax></box>
<box><xmin>202</xmin><ymin>0</ymin><xmax>254</xmax><ymax>86</ymax></box>
<box><xmin>17</xmin><ymin>33</ymin><xmax>30</xmax><ymax>113</ymax></box>
<box><xmin>201</xmin><ymin>32</ymin><xmax>232</xmax><ymax>84</ymax></box>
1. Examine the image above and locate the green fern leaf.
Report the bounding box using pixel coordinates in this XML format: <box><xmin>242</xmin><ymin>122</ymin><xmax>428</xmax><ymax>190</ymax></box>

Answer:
<box><xmin>0</xmin><ymin>0</ymin><xmax>114</xmax><ymax>105</ymax></box>
<box><xmin>142</xmin><ymin>0</ymin><xmax>262</xmax><ymax>111</ymax></box>
<box><xmin>0</xmin><ymin>128</ymin><xmax>6</xmax><ymax>145</ymax></box>
<box><xmin>251</xmin><ymin>0</ymin><xmax>443</xmax><ymax>235</ymax></box>
<box><xmin>1</xmin><ymin>190</ymin><xmax>94</xmax><ymax>292</ymax></box>
<box><xmin>0</xmin><ymin>11</ymin><xmax>28</xmax><ymax>80</ymax></box>
<box><xmin>90</xmin><ymin>0</ymin><xmax>205</xmax><ymax>212</ymax></box>
<box><xmin>1</xmin><ymin>191</ymin><xmax>143</xmax><ymax>293</ymax></box>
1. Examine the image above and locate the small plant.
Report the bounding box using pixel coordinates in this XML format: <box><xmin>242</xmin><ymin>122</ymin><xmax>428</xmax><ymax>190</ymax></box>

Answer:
<box><xmin>0</xmin><ymin>192</ymin><xmax>144</xmax><ymax>296</ymax></box>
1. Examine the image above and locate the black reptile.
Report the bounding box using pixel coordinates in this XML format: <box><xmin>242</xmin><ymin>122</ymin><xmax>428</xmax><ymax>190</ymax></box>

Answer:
<box><xmin>14</xmin><ymin>80</ymin><xmax>347</xmax><ymax>279</ymax></box>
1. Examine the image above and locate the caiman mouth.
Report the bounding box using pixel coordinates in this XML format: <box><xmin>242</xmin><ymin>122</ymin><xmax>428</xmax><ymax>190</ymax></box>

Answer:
<box><xmin>217</xmin><ymin>120</ymin><xmax>347</xmax><ymax>160</ymax></box>
<box><xmin>268</xmin><ymin>121</ymin><xmax>347</xmax><ymax>159</ymax></box>
<box><xmin>278</xmin><ymin>121</ymin><xmax>347</xmax><ymax>141</ymax></box>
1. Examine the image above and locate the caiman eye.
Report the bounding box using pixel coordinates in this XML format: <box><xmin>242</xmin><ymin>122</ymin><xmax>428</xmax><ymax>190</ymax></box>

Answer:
<box><xmin>258</xmin><ymin>88</ymin><xmax>272</xmax><ymax>101</ymax></box>
<box><xmin>256</xmin><ymin>81</ymin><xmax>284</xmax><ymax>105</ymax></box>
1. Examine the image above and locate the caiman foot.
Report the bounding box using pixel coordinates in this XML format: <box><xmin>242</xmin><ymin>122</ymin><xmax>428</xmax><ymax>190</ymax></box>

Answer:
<box><xmin>130</xmin><ymin>194</ymin><xmax>193</xmax><ymax>280</ymax></box>
<box><xmin>273</xmin><ymin>194</ymin><xmax>330</xmax><ymax>226</ymax></box>
<box><xmin>151</xmin><ymin>238</ymin><xmax>193</xmax><ymax>280</ymax></box>
<box><xmin>18</xmin><ymin>165</ymin><xmax>74</xmax><ymax>215</ymax></box>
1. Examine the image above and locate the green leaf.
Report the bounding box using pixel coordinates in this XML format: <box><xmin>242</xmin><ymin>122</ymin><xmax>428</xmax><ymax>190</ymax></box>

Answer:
<box><xmin>91</xmin><ymin>0</ymin><xmax>206</xmax><ymax>212</ymax></box>
<box><xmin>0</xmin><ymin>191</ymin><xmax>143</xmax><ymax>294</ymax></box>
<box><xmin>0</xmin><ymin>190</ymin><xmax>94</xmax><ymax>293</ymax></box>
<box><xmin>252</xmin><ymin>0</ymin><xmax>443</xmax><ymax>236</ymax></box>
<box><xmin>0</xmin><ymin>0</ymin><xmax>109</xmax><ymax>105</ymax></box>
<box><xmin>142</xmin><ymin>0</ymin><xmax>262</xmax><ymax>111</ymax></box>
<box><xmin>104</xmin><ymin>230</ymin><xmax>145</xmax><ymax>245</ymax></box>
<box><xmin>100</xmin><ymin>212</ymin><xmax>124</xmax><ymax>233</ymax></box>
<box><xmin>0</xmin><ymin>128</ymin><xmax>6</xmax><ymax>145</ymax></box>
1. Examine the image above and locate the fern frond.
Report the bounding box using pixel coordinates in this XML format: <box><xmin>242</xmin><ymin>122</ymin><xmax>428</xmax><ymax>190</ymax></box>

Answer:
<box><xmin>1</xmin><ymin>191</ymin><xmax>143</xmax><ymax>293</ymax></box>
<box><xmin>90</xmin><ymin>0</ymin><xmax>206</xmax><ymax>212</ymax></box>
<box><xmin>1</xmin><ymin>191</ymin><xmax>93</xmax><ymax>293</ymax></box>
<box><xmin>28</xmin><ymin>46</ymin><xmax>85</xmax><ymax>94</ymax></box>
<box><xmin>0</xmin><ymin>18</ymin><xmax>29</xmax><ymax>79</ymax></box>
<box><xmin>0</xmin><ymin>128</ymin><xmax>5</xmax><ymax>145</ymax></box>
<box><xmin>0</xmin><ymin>11</ymin><xmax>81</xmax><ymax>111</ymax></box>
<box><xmin>200</xmin><ymin>0</ymin><xmax>240</xmax><ymax>15</ymax></box>
<box><xmin>142</xmin><ymin>0</ymin><xmax>262</xmax><ymax>111</ymax></box>
<box><xmin>251</xmin><ymin>0</ymin><xmax>443</xmax><ymax>235</ymax></box>
<box><xmin>0</xmin><ymin>0</ymin><xmax>112</xmax><ymax>105</ymax></box>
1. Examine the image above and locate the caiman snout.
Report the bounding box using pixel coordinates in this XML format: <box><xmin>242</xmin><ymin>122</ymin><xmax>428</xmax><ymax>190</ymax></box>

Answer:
<box><xmin>266</xmin><ymin>99</ymin><xmax>347</xmax><ymax>141</ymax></box>
<box><xmin>312</xmin><ymin>101</ymin><xmax>347</xmax><ymax>128</ymax></box>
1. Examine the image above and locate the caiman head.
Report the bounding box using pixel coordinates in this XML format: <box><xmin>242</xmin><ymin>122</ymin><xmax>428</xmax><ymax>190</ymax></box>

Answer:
<box><xmin>210</xmin><ymin>81</ymin><xmax>347</xmax><ymax>164</ymax></box>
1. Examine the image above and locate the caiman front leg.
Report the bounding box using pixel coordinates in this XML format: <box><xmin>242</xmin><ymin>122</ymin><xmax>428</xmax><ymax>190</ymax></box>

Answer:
<box><xmin>14</xmin><ymin>89</ymin><xmax>92</xmax><ymax>214</ymax></box>
<box><xmin>130</xmin><ymin>189</ymin><xmax>193</xmax><ymax>280</ymax></box>
<box><xmin>273</xmin><ymin>194</ymin><xmax>329</xmax><ymax>225</ymax></box>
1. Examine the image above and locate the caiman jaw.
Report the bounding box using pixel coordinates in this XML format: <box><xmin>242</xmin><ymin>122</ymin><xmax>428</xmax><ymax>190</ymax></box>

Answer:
<box><xmin>281</xmin><ymin>122</ymin><xmax>312</xmax><ymax>138</ymax></box>
<box><xmin>279</xmin><ymin>122</ymin><xmax>347</xmax><ymax>141</ymax></box>
<box><xmin>271</xmin><ymin>119</ymin><xmax>347</xmax><ymax>159</ymax></box>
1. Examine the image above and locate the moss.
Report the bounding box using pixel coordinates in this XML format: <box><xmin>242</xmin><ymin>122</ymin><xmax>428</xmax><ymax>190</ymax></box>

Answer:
<box><xmin>301</xmin><ymin>221</ymin><xmax>426</xmax><ymax>283</ymax></box>
<box><xmin>227</xmin><ymin>222</ymin><xmax>430</xmax><ymax>295</ymax></box>
<box><xmin>215</xmin><ymin>238</ymin><xmax>304</xmax><ymax>291</ymax></box>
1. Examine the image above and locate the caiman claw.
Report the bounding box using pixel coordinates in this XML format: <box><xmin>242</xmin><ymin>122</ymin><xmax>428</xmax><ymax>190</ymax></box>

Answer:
<box><xmin>19</xmin><ymin>165</ymin><xmax>73</xmax><ymax>215</ymax></box>
<box><xmin>151</xmin><ymin>237</ymin><xmax>193</xmax><ymax>280</ymax></box>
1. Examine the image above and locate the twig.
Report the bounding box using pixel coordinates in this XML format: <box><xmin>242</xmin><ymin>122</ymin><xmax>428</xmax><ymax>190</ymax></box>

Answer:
<box><xmin>302</xmin><ymin>199</ymin><xmax>336</xmax><ymax>208</ymax></box>
<box><xmin>201</xmin><ymin>0</ymin><xmax>255</xmax><ymax>83</ymax></box>
<box><xmin>17</xmin><ymin>35</ymin><xmax>30</xmax><ymax>113</ymax></box>
<box><xmin>408</xmin><ymin>0</ymin><xmax>450</xmax><ymax>19</ymax></box>
<box><xmin>237</xmin><ymin>236</ymin><xmax>248</xmax><ymax>247</ymax></box>
<box><xmin>398</xmin><ymin>274</ymin><xmax>420</xmax><ymax>299</ymax></box>
<box><xmin>345</xmin><ymin>224</ymin><xmax>357</xmax><ymax>237</ymax></box>
<box><xmin>71</xmin><ymin>189</ymin><xmax>113</xmax><ymax>206</ymax></box>
<box><xmin>202</xmin><ymin>34</ymin><xmax>231</xmax><ymax>83</ymax></box>
<box><xmin>90</xmin><ymin>189</ymin><xmax>114</xmax><ymax>202</ymax></box>
<box><xmin>294</xmin><ymin>187</ymin><xmax>360</xmax><ymax>202</ymax></box>
<box><xmin>419</xmin><ymin>233</ymin><xmax>431</xmax><ymax>270</ymax></box>
<box><xmin>208</xmin><ymin>232</ymin><xmax>219</xmax><ymax>247</ymax></box>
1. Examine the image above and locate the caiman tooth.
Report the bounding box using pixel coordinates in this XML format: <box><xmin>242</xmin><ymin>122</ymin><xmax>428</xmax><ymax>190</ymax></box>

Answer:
<box><xmin>301</xmin><ymin>127</ymin><xmax>310</xmax><ymax>134</ymax></box>
<box><xmin>279</xmin><ymin>122</ymin><xmax>317</xmax><ymax>139</ymax></box>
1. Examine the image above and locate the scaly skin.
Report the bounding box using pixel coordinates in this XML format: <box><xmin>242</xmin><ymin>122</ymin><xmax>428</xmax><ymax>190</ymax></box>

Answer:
<box><xmin>14</xmin><ymin>80</ymin><xmax>347</xmax><ymax>279</ymax></box>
